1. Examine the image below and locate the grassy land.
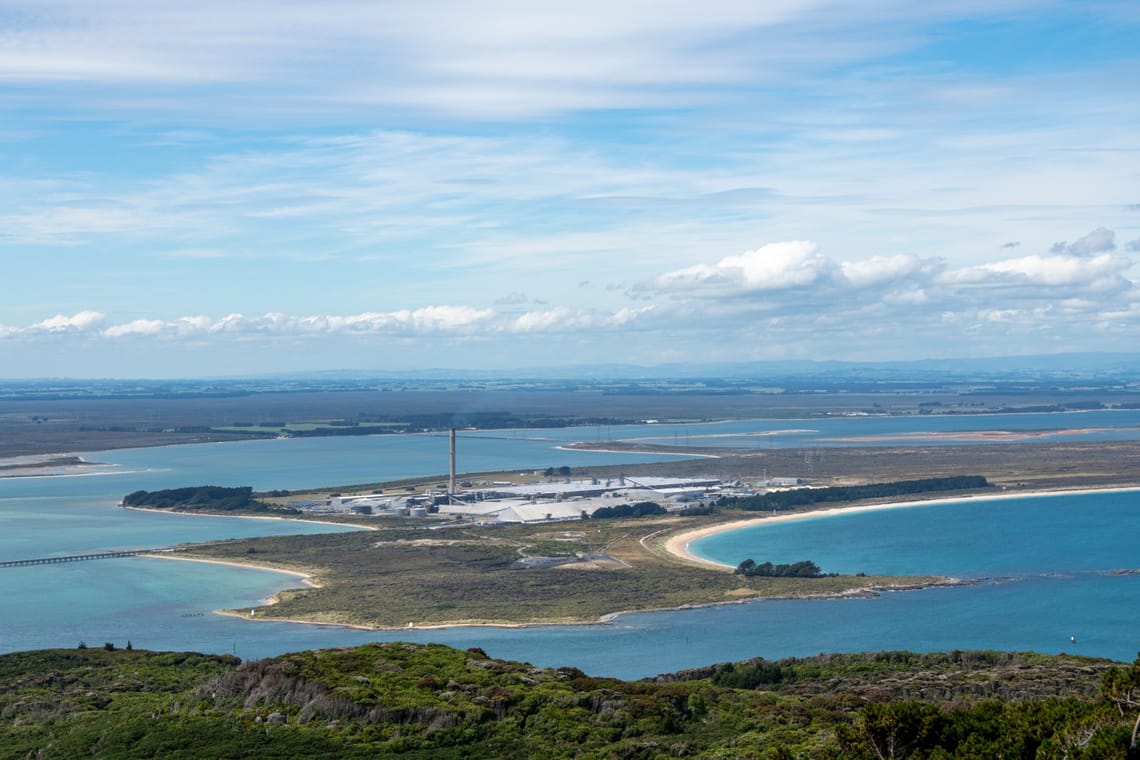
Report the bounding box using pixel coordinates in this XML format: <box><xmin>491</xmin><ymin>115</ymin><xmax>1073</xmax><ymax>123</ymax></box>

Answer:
<box><xmin>176</xmin><ymin>513</ymin><xmax>948</xmax><ymax>629</ymax></box>
<box><xmin>173</xmin><ymin>433</ymin><xmax>1140</xmax><ymax>631</ymax></box>
<box><xmin>0</xmin><ymin>643</ymin><xmax>1131</xmax><ymax>759</ymax></box>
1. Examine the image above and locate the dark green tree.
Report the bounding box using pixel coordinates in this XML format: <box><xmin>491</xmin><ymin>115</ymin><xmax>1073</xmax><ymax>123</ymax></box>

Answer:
<box><xmin>1103</xmin><ymin>653</ymin><xmax>1140</xmax><ymax>749</ymax></box>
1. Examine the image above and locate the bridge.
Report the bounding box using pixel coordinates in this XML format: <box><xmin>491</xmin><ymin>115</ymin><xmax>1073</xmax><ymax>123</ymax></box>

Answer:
<box><xmin>0</xmin><ymin>548</ymin><xmax>182</xmax><ymax>568</ymax></box>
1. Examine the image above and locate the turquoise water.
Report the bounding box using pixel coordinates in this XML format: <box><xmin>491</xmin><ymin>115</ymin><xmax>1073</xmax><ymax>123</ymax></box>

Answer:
<box><xmin>690</xmin><ymin>490</ymin><xmax>1140</xmax><ymax>577</ymax></box>
<box><xmin>3</xmin><ymin>420</ymin><xmax>1140</xmax><ymax>678</ymax></box>
<box><xmin>596</xmin><ymin>409</ymin><xmax>1140</xmax><ymax>448</ymax></box>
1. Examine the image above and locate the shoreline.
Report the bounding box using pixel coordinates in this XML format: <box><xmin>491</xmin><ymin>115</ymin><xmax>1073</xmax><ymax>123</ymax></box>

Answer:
<box><xmin>663</xmin><ymin>485</ymin><xmax>1140</xmax><ymax>569</ymax></box>
<box><xmin>140</xmin><ymin>552</ymin><xmax>322</xmax><ymax>589</ymax></box>
<box><xmin>122</xmin><ymin>504</ymin><xmax>377</xmax><ymax>531</ymax></box>
<box><xmin>136</xmin><ymin>485</ymin><xmax>1140</xmax><ymax>634</ymax></box>
<box><xmin>142</xmin><ymin>549</ymin><xmax>542</xmax><ymax>632</ymax></box>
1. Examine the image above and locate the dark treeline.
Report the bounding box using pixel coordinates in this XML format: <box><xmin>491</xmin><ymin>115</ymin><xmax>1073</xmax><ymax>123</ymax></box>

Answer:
<box><xmin>588</xmin><ymin>501</ymin><xmax>667</xmax><ymax>519</ymax></box>
<box><xmin>733</xmin><ymin>559</ymin><xmax>830</xmax><ymax>578</ymax></box>
<box><xmin>121</xmin><ymin>486</ymin><xmax>294</xmax><ymax>513</ymax></box>
<box><xmin>718</xmin><ymin>475</ymin><xmax>990</xmax><ymax>512</ymax></box>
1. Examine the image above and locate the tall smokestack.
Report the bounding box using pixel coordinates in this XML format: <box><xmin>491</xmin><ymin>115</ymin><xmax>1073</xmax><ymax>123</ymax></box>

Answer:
<box><xmin>449</xmin><ymin>428</ymin><xmax>456</xmax><ymax>499</ymax></box>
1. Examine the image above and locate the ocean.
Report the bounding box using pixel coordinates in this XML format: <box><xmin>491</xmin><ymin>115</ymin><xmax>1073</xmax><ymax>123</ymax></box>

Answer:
<box><xmin>2</xmin><ymin>416</ymin><xmax>1139</xmax><ymax>679</ymax></box>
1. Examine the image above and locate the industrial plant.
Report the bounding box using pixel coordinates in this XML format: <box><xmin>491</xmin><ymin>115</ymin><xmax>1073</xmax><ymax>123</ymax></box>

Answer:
<box><xmin>288</xmin><ymin>429</ymin><xmax>802</xmax><ymax>524</ymax></box>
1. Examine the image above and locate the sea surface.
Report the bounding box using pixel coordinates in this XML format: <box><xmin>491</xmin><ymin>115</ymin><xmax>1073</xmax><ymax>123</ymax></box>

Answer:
<box><xmin>2</xmin><ymin>415</ymin><xmax>1139</xmax><ymax>679</ymax></box>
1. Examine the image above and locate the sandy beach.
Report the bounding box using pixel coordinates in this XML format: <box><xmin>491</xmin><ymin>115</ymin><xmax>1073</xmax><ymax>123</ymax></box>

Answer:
<box><xmin>123</xmin><ymin>504</ymin><xmax>377</xmax><ymax>531</ymax></box>
<box><xmin>140</xmin><ymin>551</ymin><xmax>322</xmax><ymax>588</ymax></box>
<box><xmin>663</xmin><ymin>485</ymin><xmax>1140</xmax><ymax>570</ymax></box>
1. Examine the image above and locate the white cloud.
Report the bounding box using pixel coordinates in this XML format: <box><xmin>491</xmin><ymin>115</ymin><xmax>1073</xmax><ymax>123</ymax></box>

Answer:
<box><xmin>840</xmin><ymin>254</ymin><xmax>942</xmax><ymax>288</ymax></box>
<box><xmin>19</xmin><ymin>307</ymin><xmax>496</xmax><ymax>341</ymax></box>
<box><xmin>30</xmin><ymin>311</ymin><xmax>106</xmax><ymax>333</ymax></box>
<box><xmin>942</xmin><ymin>252</ymin><xmax>1133</xmax><ymax>289</ymax></box>
<box><xmin>651</xmin><ymin>241</ymin><xmax>833</xmax><ymax>295</ymax></box>
<box><xmin>508</xmin><ymin>306</ymin><xmax>653</xmax><ymax>333</ymax></box>
<box><xmin>103</xmin><ymin>319</ymin><xmax>167</xmax><ymax>338</ymax></box>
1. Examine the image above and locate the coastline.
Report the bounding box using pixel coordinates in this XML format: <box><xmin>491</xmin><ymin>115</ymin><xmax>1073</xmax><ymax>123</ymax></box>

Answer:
<box><xmin>122</xmin><ymin>504</ymin><xmax>377</xmax><ymax>532</ymax></box>
<box><xmin>143</xmin><ymin>550</ymin><xmax>540</xmax><ymax>632</ymax></box>
<box><xmin>142</xmin><ymin>484</ymin><xmax>1140</xmax><ymax>634</ymax></box>
<box><xmin>140</xmin><ymin>552</ymin><xmax>322</xmax><ymax>589</ymax></box>
<box><xmin>141</xmin><ymin>552</ymin><xmax>337</xmax><ymax>624</ymax></box>
<box><xmin>662</xmin><ymin>485</ymin><xmax>1140</xmax><ymax>569</ymax></box>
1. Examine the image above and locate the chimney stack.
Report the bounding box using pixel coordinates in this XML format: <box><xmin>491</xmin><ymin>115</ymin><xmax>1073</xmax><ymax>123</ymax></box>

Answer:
<box><xmin>449</xmin><ymin>428</ymin><xmax>456</xmax><ymax>499</ymax></box>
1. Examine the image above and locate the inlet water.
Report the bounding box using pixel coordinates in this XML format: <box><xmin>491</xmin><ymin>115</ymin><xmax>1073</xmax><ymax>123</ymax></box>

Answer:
<box><xmin>3</xmin><ymin>423</ymin><xmax>1140</xmax><ymax>678</ymax></box>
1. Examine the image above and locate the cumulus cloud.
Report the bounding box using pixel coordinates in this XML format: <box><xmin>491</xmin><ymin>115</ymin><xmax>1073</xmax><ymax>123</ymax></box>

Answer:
<box><xmin>508</xmin><ymin>305</ymin><xmax>654</xmax><ymax>333</ymax></box>
<box><xmin>650</xmin><ymin>241</ymin><xmax>833</xmax><ymax>295</ymax></box>
<box><xmin>643</xmin><ymin>241</ymin><xmax>946</xmax><ymax>303</ymax></box>
<box><xmin>621</xmin><ymin>230</ymin><xmax>1139</xmax><ymax>352</ymax></box>
<box><xmin>30</xmin><ymin>311</ymin><xmax>106</xmax><ymax>333</ymax></box>
<box><xmin>3</xmin><ymin>229</ymin><xmax>1139</xmax><ymax>371</ymax></box>
<box><xmin>0</xmin><ymin>308</ymin><xmax>501</xmax><ymax>342</ymax></box>
<box><xmin>102</xmin><ymin>319</ymin><xmax>167</xmax><ymax>338</ymax></box>
<box><xmin>202</xmin><ymin>307</ymin><xmax>497</xmax><ymax>336</ymax></box>
<box><xmin>941</xmin><ymin>252</ymin><xmax>1132</xmax><ymax>290</ymax></box>
<box><xmin>839</xmin><ymin>254</ymin><xmax>942</xmax><ymax>288</ymax></box>
<box><xmin>1050</xmin><ymin>227</ymin><xmax>1116</xmax><ymax>256</ymax></box>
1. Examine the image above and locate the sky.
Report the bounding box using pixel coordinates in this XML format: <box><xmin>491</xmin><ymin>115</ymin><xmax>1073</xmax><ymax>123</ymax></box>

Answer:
<box><xmin>1</xmin><ymin>1</ymin><xmax>1138</xmax><ymax>378</ymax></box>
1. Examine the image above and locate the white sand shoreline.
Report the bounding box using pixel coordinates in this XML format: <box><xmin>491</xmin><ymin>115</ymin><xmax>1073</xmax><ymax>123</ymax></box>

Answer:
<box><xmin>141</xmin><ymin>551</ymin><xmax>318</xmax><ymax>585</ymax></box>
<box><xmin>122</xmin><ymin>504</ymin><xmax>377</xmax><ymax>531</ymax></box>
<box><xmin>663</xmin><ymin>485</ymin><xmax>1140</xmax><ymax>570</ymax></box>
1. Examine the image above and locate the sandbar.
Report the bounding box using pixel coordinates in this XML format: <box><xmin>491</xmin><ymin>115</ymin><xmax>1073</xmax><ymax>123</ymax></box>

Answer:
<box><xmin>663</xmin><ymin>485</ymin><xmax>1140</xmax><ymax>570</ymax></box>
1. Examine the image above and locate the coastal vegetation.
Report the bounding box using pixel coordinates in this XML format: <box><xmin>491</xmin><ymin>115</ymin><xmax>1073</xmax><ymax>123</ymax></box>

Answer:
<box><xmin>733</xmin><ymin>559</ymin><xmax>831</xmax><ymax>578</ymax></box>
<box><xmin>587</xmin><ymin>501</ymin><xmax>668</xmax><ymax>519</ymax></box>
<box><xmin>717</xmin><ymin>476</ymin><xmax>991</xmax><ymax>512</ymax></box>
<box><xmin>122</xmin><ymin>486</ymin><xmax>299</xmax><ymax>515</ymax></box>
<box><xmin>1</xmin><ymin>642</ymin><xmax>1136</xmax><ymax>758</ymax></box>
<box><xmin>174</xmin><ymin>516</ymin><xmax>943</xmax><ymax>629</ymax></box>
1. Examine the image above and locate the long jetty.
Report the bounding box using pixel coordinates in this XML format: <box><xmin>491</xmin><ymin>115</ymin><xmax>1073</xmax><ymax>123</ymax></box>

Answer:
<box><xmin>0</xmin><ymin>548</ymin><xmax>181</xmax><ymax>568</ymax></box>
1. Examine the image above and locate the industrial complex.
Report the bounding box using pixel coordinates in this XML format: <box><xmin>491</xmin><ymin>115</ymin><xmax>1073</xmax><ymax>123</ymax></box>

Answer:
<box><xmin>289</xmin><ymin>429</ymin><xmax>802</xmax><ymax>524</ymax></box>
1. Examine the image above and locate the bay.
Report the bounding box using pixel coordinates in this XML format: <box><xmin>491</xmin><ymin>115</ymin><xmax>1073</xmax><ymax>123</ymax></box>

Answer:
<box><xmin>3</xmin><ymin>418</ymin><xmax>1140</xmax><ymax>679</ymax></box>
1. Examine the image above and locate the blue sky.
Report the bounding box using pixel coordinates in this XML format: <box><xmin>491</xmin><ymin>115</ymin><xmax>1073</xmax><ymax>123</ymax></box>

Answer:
<box><xmin>1</xmin><ymin>1</ymin><xmax>1138</xmax><ymax>378</ymax></box>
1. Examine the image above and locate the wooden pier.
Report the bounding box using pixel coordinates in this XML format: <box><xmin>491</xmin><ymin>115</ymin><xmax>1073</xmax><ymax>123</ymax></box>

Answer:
<box><xmin>0</xmin><ymin>548</ymin><xmax>179</xmax><ymax>568</ymax></box>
